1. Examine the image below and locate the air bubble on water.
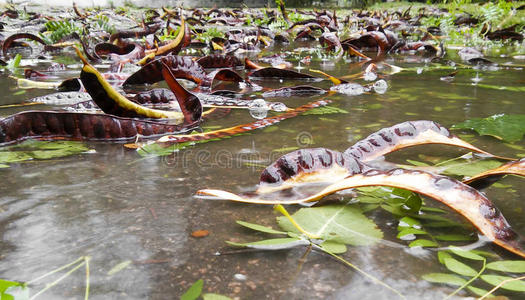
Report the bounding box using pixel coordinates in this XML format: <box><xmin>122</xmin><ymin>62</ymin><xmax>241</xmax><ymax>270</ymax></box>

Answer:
<box><xmin>373</xmin><ymin>80</ymin><xmax>388</xmax><ymax>94</ymax></box>
<box><xmin>330</xmin><ymin>83</ymin><xmax>364</xmax><ymax>95</ymax></box>
<box><xmin>272</xmin><ymin>102</ymin><xmax>288</xmax><ymax>112</ymax></box>
<box><xmin>363</xmin><ymin>71</ymin><xmax>377</xmax><ymax>81</ymax></box>
<box><xmin>249</xmin><ymin>99</ymin><xmax>269</xmax><ymax>119</ymax></box>
<box><xmin>234</xmin><ymin>274</ymin><xmax>247</xmax><ymax>281</ymax></box>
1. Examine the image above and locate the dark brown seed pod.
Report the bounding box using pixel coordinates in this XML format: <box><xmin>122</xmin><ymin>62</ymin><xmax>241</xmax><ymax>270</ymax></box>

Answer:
<box><xmin>0</xmin><ymin>111</ymin><xmax>195</xmax><ymax>146</ymax></box>
<box><xmin>197</xmin><ymin>54</ymin><xmax>243</xmax><ymax>68</ymax></box>
<box><xmin>123</xmin><ymin>55</ymin><xmax>211</xmax><ymax>86</ymax></box>
<box><xmin>344</xmin><ymin>120</ymin><xmax>511</xmax><ymax>162</ymax></box>
<box><xmin>2</xmin><ymin>33</ymin><xmax>47</xmax><ymax>57</ymax></box>
<box><xmin>258</xmin><ymin>148</ymin><xmax>365</xmax><ymax>193</ymax></box>
<box><xmin>249</xmin><ymin>67</ymin><xmax>317</xmax><ymax>80</ymax></box>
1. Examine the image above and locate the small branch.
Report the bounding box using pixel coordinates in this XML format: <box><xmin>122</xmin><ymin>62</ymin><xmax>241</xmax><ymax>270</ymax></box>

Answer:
<box><xmin>84</xmin><ymin>256</ymin><xmax>91</xmax><ymax>300</ymax></box>
<box><xmin>478</xmin><ymin>275</ymin><xmax>525</xmax><ymax>300</ymax></box>
<box><xmin>26</xmin><ymin>257</ymin><xmax>84</xmax><ymax>285</ymax></box>
<box><xmin>29</xmin><ymin>260</ymin><xmax>86</xmax><ymax>300</ymax></box>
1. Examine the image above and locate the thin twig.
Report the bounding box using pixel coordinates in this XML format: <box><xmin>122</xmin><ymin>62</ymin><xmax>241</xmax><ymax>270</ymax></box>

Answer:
<box><xmin>478</xmin><ymin>275</ymin><xmax>525</xmax><ymax>300</ymax></box>
<box><xmin>84</xmin><ymin>256</ymin><xmax>91</xmax><ymax>300</ymax></box>
<box><xmin>29</xmin><ymin>260</ymin><xmax>86</xmax><ymax>300</ymax></box>
<box><xmin>26</xmin><ymin>256</ymin><xmax>84</xmax><ymax>285</ymax></box>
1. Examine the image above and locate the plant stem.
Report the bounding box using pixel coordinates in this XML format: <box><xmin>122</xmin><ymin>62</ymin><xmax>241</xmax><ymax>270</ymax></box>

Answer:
<box><xmin>273</xmin><ymin>204</ymin><xmax>320</xmax><ymax>239</ymax></box>
<box><xmin>445</xmin><ymin>257</ymin><xmax>486</xmax><ymax>299</ymax></box>
<box><xmin>321</xmin><ymin>247</ymin><xmax>406</xmax><ymax>300</ymax></box>
<box><xmin>26</xmin><ymin>256</ymin><xmax>85</xmax><ymax>285</ymax></box>
<box><xmin>478</xmin><ymin>275</ymin><xmax>525</xmax><ymax>300</ymax></box>
<box><xmin>84</xmin><ymin>256</ymin><xmax>91</xmax><ymax>300</ymax></box>
<box><xmin>29</xmin><ymin>259</ymin><xmax>86</xmax><ymax>300</ymax></box>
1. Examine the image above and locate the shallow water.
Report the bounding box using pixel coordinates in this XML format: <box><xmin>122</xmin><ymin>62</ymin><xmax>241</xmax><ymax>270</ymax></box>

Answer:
<box><xmin>1</xmin><ymin>10</ymin><xmax>525</xmax><ymax>300</ymax></box>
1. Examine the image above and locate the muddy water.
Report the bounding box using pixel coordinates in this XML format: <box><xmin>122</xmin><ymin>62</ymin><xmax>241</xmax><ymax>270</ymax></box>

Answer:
<box><xmin>0</xmin><ymin>27</ymin><xmax>525</xmax><ymax>300</ymax></box>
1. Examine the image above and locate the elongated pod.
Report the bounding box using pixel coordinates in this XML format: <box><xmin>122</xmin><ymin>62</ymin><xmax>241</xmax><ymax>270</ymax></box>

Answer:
<box><xmin>198</xmin><ymin>168</ymin><xmax>525</xmax><ymax>258</ymax></box>
<box><xmin>464</xmin><ymin>158</ymin><xmax>525</xmax><ymax>189</ymax></box>
<box><xmin>344</xmin><ymin>120</ymin><xmax>512</xmax><ymax>162</ymax></box>
<box><xmin>0</xmin><ymin>111</ymin><xmax>195</xmax><ymax>146</ymax></box>
<box><xmin>76</xmin><ymin>47</ymin><xmax>186</xmax><ymax>121</ymax></box>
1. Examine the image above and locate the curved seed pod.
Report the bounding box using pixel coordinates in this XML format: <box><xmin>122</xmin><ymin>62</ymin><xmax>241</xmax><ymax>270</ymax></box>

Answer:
<box><xmin>132</xmin><ymin>88</ymin><xmax>175</xmax><ymax>104</ymax></box>
<box><xmin>138</xmin><ymin>16</ymin><xmax>189</xmax><ymax>65</ymax></box>
<box><xmin>197</xmin><ymin>54</ymin><xmax>243</xmax><ymax>68</ymax></box>
<box><xmin>464</xmin><ymin>158</ymin><xmax>525</xmax><ymax>189</ymax></box>
<box><xmin>2</xmin><ymin>33</ymin><xmax>47</xmax><ymax>56</ymax></box>
<box><xmin>77</xmin><ymin>48</ymin><xmax>184</xmax><ymax>121</ymax></box>
<box><xmin>155</xmin><ymin>100</ymin><xmax>330</xmax><ymax>145</ymax></box>
<box><xmin>160</xmin><ymin>61</ymin><xmax>202</xmax><ymax>125</ymax></box>
<box><xmin>258</xmin><ymin>148</ymin><xmax>365</xmax><ymax>193</ymax></box>
<box><xmin>109</xmin><ymin>23</ymin><xmax>161</xmax><ymax>43</ymax></box>
<box><xmin>319</xmin><ymin>31</ymin><xmax>343</xmax><ymax>57</ymax></box>
<box><xmin>261</xmin><ymin>85</ymin><xmax>326</xmax><ymax>98</ymax></box>
<box><xmin>123</xmin><ymin>55</ymin><xmax>210</xmax><ymax>86</ymax></box>
<box><xmin>249</xmin><ymin>67</ymin><xmax>317</xmax><ymax>80</ymax></box>
<box><xmin>95</xmin><ymin>43</ymin><xmax>137</xmax><ymax>57</ymax></box>
<box><xmin>25</xmin><ymin>92</ymin><xmax>92</xmax><ymax>105</ymax></box>
<box><xmin>344</xmin><ymin>120</ymin><xmax>512</xmax><ymax>162</ymax></box>
<box><xmin>0</xmin><ymin>111</ymin><xmax>194</xmax><ymax>146</ymax></box>
<box><xmin>208</xmin><ymin>69</ymin><xmax>245</xmax><ymax>85</ymax></box>
<box><xmin>197</xmin><ymin>169</ymin><xmax>525</xmax><ymax>258</ymax></box>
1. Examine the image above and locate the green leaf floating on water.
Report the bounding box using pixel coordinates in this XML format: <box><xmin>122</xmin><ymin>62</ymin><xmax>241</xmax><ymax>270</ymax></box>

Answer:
<box><xmin>443</xmin><ymin>257</ymin><xmax>478</xmax><ymax>277</ymax></box>
<box><xmin>421</xmin><ymin>273</ymin><xmax>467</xmax><ymax>286</ymax></box>
<box><xmin>0</xmin><ymin>140</ymin><xmax>90</xmax><ymax>166</ymax></box>
<box><xmin>236</xmin><ymin>220</ymin><xmax>287</xmax><ymax>235</ymax></box>
<box><xmin>276</xmin><ymin>204</ymin><xmax>383</xmax><ymax>246</ymax></box>
<box><xmin>485</xmin><ymin>260</ymin><xmax>525</xmax><ymax>273</ymax></box>
<box><xmin>226</xmin><ymin>238</ymin><xmax>308</xmax><ymax>250</ymax></box>
<box><xmin>452</xmin><ymin>114</ymin><xmax>525</xmax><ymax>143</ymax></box>
<box><xmin>480</xmin><ymin>274</ymin><xmax>525</xmax><ymax>292</ymax></box>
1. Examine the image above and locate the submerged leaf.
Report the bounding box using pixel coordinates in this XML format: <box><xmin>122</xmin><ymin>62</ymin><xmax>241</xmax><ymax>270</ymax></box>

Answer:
<box><xmin>448</xmin><ymin>246</ymin><xmax>485</xmax><ymax>261</ymax></box>
<box><xmin>319</xmin><ymin>241</ymin><xmax>347</xmax><ymax>254</ymax></box>
<box><xmin>443</xmin><ymin>257</ymin><xmax>478</xmax><ymax>277</ymax></box>
<box><xmin>276</xmin><ymin>204</ymin><xmax>383</xmax><ymax>246</ymax></box>
<box><xmin>422</xmin><ymin>273</ymin><xmax>467</xmax><ymax>286</ymax></box>
<box><xmin>486</xmin><ymin>260</ymin><xmax>525</xmax><ymax>273</ymax></box>
<box><xmin>408</xmin><ymin>239</ymin><xmax>438</xmax><ymax>248</ymax></box>
<box><xmin>452</xmin><ymin>114</ymin><xmax>525</xmax><ymax>143</ymax></box>
<box><xmin>226</xmin><ymin>238</ymin><xmax>307</xmax><ymax>250</ymax></box>
<box><xmin>0</xmin><ymin>140</ymin><xmax>90</xmax><ymax>164</ymax></box>
<box><xmin>480</xmin><ymin>275</ymin><xmax>525</xmax><ymax>292</ymax></box>
<box><xmin>236</xmin><ymin>221</ymin><xmax>287</xmax><ymax>235</ymax></box>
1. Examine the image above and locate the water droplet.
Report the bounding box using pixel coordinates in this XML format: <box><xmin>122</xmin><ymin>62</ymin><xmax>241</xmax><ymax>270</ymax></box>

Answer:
<box><xmin>363</xmin><ymin>71</ymin><xmax>377</xmax><ymax>81</ymax></box>
<box><xmin>234</xmin><ymin>273</ymin><xmax>247</xmax><ymax>281</ymax></box>
<box><xmin>373</xmin><ymin>80</ymin><xmax>388</xmax><ymax>94</ymax></box>
<box><xmin>330</xmin><ymin>83</ymin><xmax>364</xmax><ymax>95</ymax></box>
<box><xmin>249</xmin><ymin>99</ymin><xmax>269</xmax><ymax>119</ymax></box>
<box><xmin>271</xmin><ymin>102</ymin><xmax>287</xmax><ymax>112</ymax></box>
